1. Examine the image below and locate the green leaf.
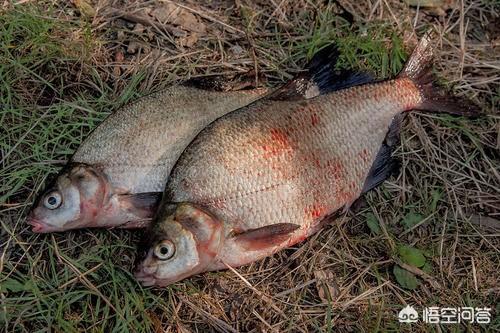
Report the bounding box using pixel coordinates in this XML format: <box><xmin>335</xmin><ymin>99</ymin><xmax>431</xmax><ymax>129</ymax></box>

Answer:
<box><xmin>398</xmin><ymin>245</ymin><xmax>426</xmax><ymax>267</ymax></box>
<box><xmin>366</xmin><ymin>213</ymin><xmax>381</xmax><ymax>235</ymax></box>
<box><xmin>421</xmin><ymin>262</ymin><xmax>433</xmax><ymax>274</ymax></box>
<box><xmin>1</xmin><ymin>278</ymin><xmax>25</xmax><ymax>292</ymax></box>
<box><xmin>393</xmin><ymin>265</ymin><xmax>420</xmax><ymax>290</ymax></box>
<box><xmin>401</xmin><ymin>211</ymin><xmax>424</xmax><ymax>229</ymax></box>
<box><xmin>0</xmin><ymin>278</ymin><xmax>35</xmax><ymax>293</ymax></box>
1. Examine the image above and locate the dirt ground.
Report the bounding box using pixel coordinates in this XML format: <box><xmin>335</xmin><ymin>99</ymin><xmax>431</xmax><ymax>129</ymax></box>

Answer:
<box><xmin>0</xmin><ymin>0</ymin><xmax>499</xmax><ymax>332</ymax></box>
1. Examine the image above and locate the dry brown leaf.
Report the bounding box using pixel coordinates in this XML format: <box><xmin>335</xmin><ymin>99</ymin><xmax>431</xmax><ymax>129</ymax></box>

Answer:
<box><xmin>314</xmin><ymin>270</ymin><xmax>340</xmax><ymax>303</ymax></box>
<box><xmin>151</xmin><ymin>3</ymin><xmax>206</xmax><ymax>33</ymax></box>
<box><xmin>404</xmin><ymin>0</ymin><xmax>456</xmax><ymax>16</ymax></box>
<box><xmin>113</xmin><ymin>50</ymin><xmax>124</xmax><ymax>76</ymax></box>
<box><xmin>469</xmin><ymin>214</ymin><xmax>500</xmax><ymax>231</ymax></box>
<box><xmin>176</xmin><ymin>322</ymin><xmax>192</xmax><ymax>333</ymax></box>
<box><xmin>127</xmin><ymin>41</ymin><xmax>141</xmax><ymax>54</ymax></box>
<box><xmin>72</xmin><ymin>0</ymin><xmax>96</xmax><ymax>18</ymax></box>
<box><xmin>178</xmin><ymin>33</ymin><xmax>199</xmax><ymax>48</ymax></box>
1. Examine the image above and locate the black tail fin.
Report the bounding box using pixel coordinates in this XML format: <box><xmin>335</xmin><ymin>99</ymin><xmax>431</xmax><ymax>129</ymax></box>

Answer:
<box><xmin>270</xmin><ymin>44</ymin><xmax>373</xmax><ymax>101</ymax></box>
<box><xmin>398</xmin><ymin>32</ymin><xmax>480</xmax><ymax>116</ymax></box>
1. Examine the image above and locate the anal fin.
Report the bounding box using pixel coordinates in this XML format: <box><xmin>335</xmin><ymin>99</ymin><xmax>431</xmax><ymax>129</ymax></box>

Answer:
<box><xmin>361</xmin><ymin>114</ymin><xmax>405</xmax><ymax>193</ymax></box>
<box><xmin>231</xmin><ymin>223</ymin><xmax>300</xmax><ymax>251</ymax></box>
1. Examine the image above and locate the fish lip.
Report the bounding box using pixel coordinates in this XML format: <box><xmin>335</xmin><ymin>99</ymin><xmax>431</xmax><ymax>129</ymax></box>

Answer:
<box><xmin>134</xmin><ymin>270</ymin><xmax>157</xmax><ymax>287</ymax></box>
<box><xmin>27</xmin><ymin>216</ymin><xmax>60</xmax><ymax>233</ymax></box>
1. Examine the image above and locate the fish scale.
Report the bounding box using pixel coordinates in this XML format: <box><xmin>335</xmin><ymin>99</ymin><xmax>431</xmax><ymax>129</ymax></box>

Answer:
<box><xmin>73</xmin><ymin>85</ymin><xmax>267</xmax><ymax>193</ymax></box>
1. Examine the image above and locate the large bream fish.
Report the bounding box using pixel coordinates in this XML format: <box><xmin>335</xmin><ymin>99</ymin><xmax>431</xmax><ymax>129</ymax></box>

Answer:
<box><xmin>28</xmin><ymin>47</ymin><xmax>349</xmax><ymax>233</ymax></box>
<box><xmin>135</xmin><ymin>34</ymin><xmax>478</xmax><ymax>286</ymax></box>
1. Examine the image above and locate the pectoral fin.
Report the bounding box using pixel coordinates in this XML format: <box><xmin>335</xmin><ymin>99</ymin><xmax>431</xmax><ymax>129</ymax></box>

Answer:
<box><xmin>231</xmin><ymin>223</ymin><xmax>300</xmax><ymax>251</ymax></box>
<box><xmin>118</xmin><ymin>192</ymin><xmax>161</xmax><ymax>220</ymax></box>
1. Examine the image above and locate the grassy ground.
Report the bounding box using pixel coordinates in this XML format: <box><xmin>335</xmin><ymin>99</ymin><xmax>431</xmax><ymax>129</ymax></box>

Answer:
<box><xmin>1</xmin><ymin>0</ymin><xmax>499</xmax><ymax>332</ymax></box>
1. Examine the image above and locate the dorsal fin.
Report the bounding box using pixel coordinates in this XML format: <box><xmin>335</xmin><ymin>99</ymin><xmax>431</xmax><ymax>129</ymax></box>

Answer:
<box><xmin>270</xmin><ymin>44</ymin><xmax>373</xmax><ymax>101</ymax></box>
<box><xmin>183</xmin><ymin>71</ymin><xmax>266</xmax><ymax>92</ymax></box>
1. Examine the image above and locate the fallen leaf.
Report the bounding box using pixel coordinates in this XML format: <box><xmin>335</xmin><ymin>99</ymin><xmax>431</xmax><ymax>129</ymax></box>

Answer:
<box><xmin>127</xmin><ymin>41</ymin><xmax>141</xmax><ymax>54</ymax></box>
<box><xmin>366</xmin><ymin>212</ymin><xmax>381</xmax><ymax>235</ymax></box>
<box><xmin>72</xmin><ymin>0</ymin><xmax>96</xmax><ymax>18</ymax></box>
<box><xmin>113</xmin><ymin>50</ymin><xmax>124</xmax><ymax>76</ymax></box>
<box><xmin>314</xmin><ymin>270</ymin><xmax>339</xmax><ymax>302</ymax></box>
<box><xmin>397</xmin><ymin>244</ymin><xmax>426</xmax><ymax>268</ymax></box>
<box><xmin>151</xmin><ymin>3</ymin><xmax>206</xmax><ymax>33</ymax></box>
<box><xmin>132</xmin><ymin>23</ymin><xmax>145</xmax><ymax>35</ymax></box>
<box><xmin>404</xmin><ymin>0</ymin><xmax>456</xmax><ymax>16</ymax></box>
<box><xmin>469</xmin><ymin>214</ymin><xmax>500</xmax><ymax>231</ymax></box>
<box><xmin>393</xmin><ymin>265</ymin><xmax>420</xmax><ymax>290</ymax></box>
<box><xmin>178</xmin><ymin>33</ymin><xmax>199</xmax><ymax>48</ymax></box>
<box><xmin>401</xmin><ymin>211</ymin><xmax>424</xmax><ymax>230</ymax></box>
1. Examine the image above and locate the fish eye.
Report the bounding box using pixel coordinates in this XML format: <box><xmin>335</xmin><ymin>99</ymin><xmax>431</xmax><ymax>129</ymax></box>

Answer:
<box><xmin>154</xmin><ymin>240</ymin><xmax>175</xmax><ymax>260</ymax></box>
<box><xmin>43</xmin><ymin>191</ymin><xmax>62</xmax><ymax>210</ymax></box>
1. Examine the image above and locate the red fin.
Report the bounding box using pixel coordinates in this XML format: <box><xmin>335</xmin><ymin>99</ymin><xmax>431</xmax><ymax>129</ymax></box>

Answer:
<box><xmin>399</xmin><ymin>32</ymin><xmax>480</xmax><ymax>116</ymax></box>
<box><xmin>232</xmin><ymin>223</ymin><xmax>300</xmax><ymax>251</ymax></box>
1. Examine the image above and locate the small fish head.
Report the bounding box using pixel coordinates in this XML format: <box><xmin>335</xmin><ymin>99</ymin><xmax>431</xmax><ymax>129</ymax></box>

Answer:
<box><xmin>135</xmin><ymin>203</ymin><xmax>223</xmax><ymax>287</ymax></box>
<box><xmin>28</xmin><ymin>164</ymin><xmax>108</xmax><ymax>233</ymax></box>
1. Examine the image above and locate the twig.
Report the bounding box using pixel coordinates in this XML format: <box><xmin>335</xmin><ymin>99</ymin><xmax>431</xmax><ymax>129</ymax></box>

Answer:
<box><xmin>110</xmin><ymin>8</ymin><xmax>186</xmax><ymax>37</ymax></box>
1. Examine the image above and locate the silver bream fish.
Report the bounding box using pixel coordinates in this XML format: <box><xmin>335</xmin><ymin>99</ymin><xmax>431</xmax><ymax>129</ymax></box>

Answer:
<box><xmin>135</xmin><ymin>34</ymin><xmax>479</xmax><ymax>286</ymax></box>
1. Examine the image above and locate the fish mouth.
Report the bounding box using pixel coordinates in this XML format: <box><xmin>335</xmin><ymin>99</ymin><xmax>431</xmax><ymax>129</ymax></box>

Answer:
<box><xmin>27</xmin><ymin>216</ymin><xmax>60</xmax><ymax>233</ymax></box>
<box><xmin>134</xmin><ymin>270</ymin><xmax>157</xmax><ymax>287</ymax></box>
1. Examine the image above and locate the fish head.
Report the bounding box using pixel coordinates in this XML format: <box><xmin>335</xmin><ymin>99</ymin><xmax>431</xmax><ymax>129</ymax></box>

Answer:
<box><xmin>28</xmin><ymin>164</ymin><xmax>108</xmax><ymax>233</ymax></box>
<box><xmin>135</xmin><ymin>203</ymin><xmax>223</xmax><ymax>287</ymax></box>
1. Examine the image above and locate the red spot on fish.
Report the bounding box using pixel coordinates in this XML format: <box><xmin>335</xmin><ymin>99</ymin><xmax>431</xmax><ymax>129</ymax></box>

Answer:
<box><xmin>305</xmin><ymin>204</ymin><xmax>326</xmax><ymax>219</ymax></box>
<box><xmin>270</xmin><ymin>128</ymin><xmax>289</xmax><ymax>145</ymax></box>
<box><xmin>326</xmin><ymin>160</ymin><xmax>344</xmax><ymax>181</ymax></box>
<box><xmin>262</xmin><ymin>128</ymin><xmax>293</xmax><ymax>158</ymax></box>
<box><xmin>314</xmin><ymin>157</ymin><xmax>321</xmax><ymax>168</ymax></box>
<box><xmin>359</xmin><ymin>148</ymin><xmax>370</xmax><ymax>163</ymax></box>
<box><xmin>311</xmin><ymin>113</ymin><xmax>319</xmax><ymax>127</ymax></box>
<box><xmin>197</xmin><ymin>242</ymin><xmax>217</xmax><ymax>258</ymax></box>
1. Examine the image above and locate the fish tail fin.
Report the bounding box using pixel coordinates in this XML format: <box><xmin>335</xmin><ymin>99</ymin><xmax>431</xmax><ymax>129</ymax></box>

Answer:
<box><xmin>398</xmin><ymin>32</ymin><xmax>480</xmax><ymax>117</ymax></box>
